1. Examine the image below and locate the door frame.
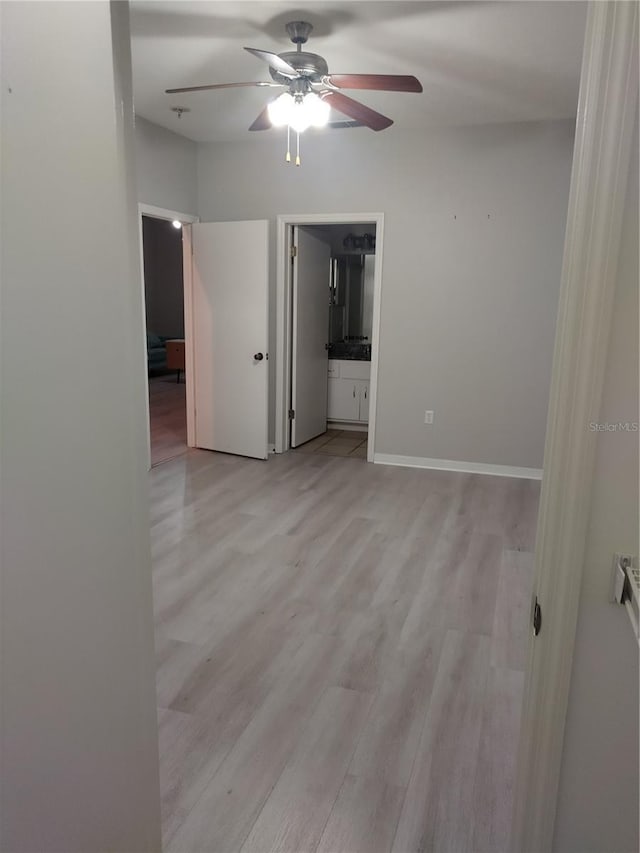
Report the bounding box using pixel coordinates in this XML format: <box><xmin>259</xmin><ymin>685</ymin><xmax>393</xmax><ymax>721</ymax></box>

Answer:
<box><xmin>138</xmin><ymin>203</ymin><xmax>199</xmax><ymax>468</ymax></box>
<box><xmin>512</xmin><ymin>3</ymin><xmax>638</xmax><ymax>850</ymax></box>
<box><xmin>275</xmin><ymin>212</ymin><xmax>385</xmax><ymax>460</ymax></box>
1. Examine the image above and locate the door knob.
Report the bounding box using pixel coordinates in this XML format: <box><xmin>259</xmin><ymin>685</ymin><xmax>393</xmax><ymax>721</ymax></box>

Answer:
<box><xmin>254</xmin><ymin>352</ymin><xmax>264</xmax><ymax>361</ymax></box>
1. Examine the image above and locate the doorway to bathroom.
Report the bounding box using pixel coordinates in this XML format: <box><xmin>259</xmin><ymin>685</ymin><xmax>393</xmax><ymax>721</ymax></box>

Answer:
<box><xmin>275</xmin><ymin>213</ymin><xmax>384</xmax><ymax>461</ymax></box>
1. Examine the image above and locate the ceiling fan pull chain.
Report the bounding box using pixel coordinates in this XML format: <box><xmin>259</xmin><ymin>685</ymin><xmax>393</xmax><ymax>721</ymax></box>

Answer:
<box><xmin>296</xmin><ymin>130</ymin><xmax>301</xmax><ymax>166</ymax></box>
<box><xmin>285</xmin><ymin>124</ymin><xmax>291</xmax><ymax>163</ymax></box>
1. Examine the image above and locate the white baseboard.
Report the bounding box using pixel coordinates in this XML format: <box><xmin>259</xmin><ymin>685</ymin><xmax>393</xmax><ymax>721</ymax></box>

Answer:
<box><xmin>373</xmin><ymin>453</ymin><xmax>542</xmax><ymax>480</ymax></box>
<box><xmin>327</xmin><ymin>421</ymin><xmax>369</xmax><ymax>432</ymax></box>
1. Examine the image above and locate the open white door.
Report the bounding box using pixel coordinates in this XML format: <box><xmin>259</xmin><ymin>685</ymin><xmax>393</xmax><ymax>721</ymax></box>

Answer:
<box><xmin>191</xmin><ymin>220</ymin><xmax>269</xmax><ymax>460</ymax></box>
<box><xmin>291</xmin><ymin>226</ymin><xmax>332</xmax><ymax>447</ymax></box>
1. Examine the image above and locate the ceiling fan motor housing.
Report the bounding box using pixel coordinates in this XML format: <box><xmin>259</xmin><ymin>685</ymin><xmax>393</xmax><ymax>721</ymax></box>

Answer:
<box><xmin>268</xmin><ymin>21</ymin><xmax>327</xmax><ymax>85</ymax></box>
<box><xmin>269</xmin><ymin>51</ymin><xmax>329</xmax><ymax>84</ymax></box>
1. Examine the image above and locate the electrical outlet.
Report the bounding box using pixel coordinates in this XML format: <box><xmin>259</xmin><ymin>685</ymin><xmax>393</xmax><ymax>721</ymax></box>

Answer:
<box><xmin>424</xmin><ymin>410</ymin><xmax>434</xmax><ymax>425</ymax></box>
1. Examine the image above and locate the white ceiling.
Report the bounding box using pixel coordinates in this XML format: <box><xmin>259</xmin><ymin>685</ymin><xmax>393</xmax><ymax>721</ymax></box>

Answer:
<box><xmin>130</xmin><ymin>1</ymin><xmax>587</xmax><ymax>143</ymax></box>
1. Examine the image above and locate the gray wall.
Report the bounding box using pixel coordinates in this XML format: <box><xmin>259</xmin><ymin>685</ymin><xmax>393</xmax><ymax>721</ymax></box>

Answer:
<box><xmin>553</xmin><ymin>113</ymin><xmax>639</xmax><ymax>853</ymax></box>
<box><xmin>197</xmin><ymin>121</ymin><xmax>574</xmax><ymax>468</ymax></box>
<box><xmin>143</xmin><ymin>216</ymin><xmax>184</xmax><ymax>339</ymax></box>
<box><xmin>135</xmin><ymin>114</ymin><xmax>197</xmax><ymax>214</ymax></box>
<box><xmin>1</xmin><ymin>2</ymin><xmax>161</xmax><ymax>850</ymax></box>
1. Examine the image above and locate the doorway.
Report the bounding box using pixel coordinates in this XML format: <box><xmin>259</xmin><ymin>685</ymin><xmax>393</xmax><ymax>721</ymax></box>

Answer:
<box><xmin>138</xmin><ymin>204</ymin><xmax>198</xmax><ymax>468</ymax></box>
<box><xmin>289</xmin><ymin>223</ymin><xmax>376</xmax><ymax>459</ymax></box>
<box><xmin>275</xmin><ymin>213</ymin><xmax>384</xmax><ymax>460</ymax></box>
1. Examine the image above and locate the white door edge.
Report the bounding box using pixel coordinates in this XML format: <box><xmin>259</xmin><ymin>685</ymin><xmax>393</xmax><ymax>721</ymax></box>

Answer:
<box><xmin>512</xmin><ymin>4</ymin><xmax>639</xmax><ymax>851</ymax></box>
<box><xmin>291</xmin><ymin>226</ymin><xmax>332</xmax><ymax>448</ymax></box>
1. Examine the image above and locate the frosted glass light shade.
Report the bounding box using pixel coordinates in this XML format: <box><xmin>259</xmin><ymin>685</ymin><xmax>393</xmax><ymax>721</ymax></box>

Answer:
<box><xmin>305</xmin><ymin>93</ymin><xmax>331</xmax><ymax>127</ymax></box>
<box><xmin>289</xmin><ymin>102</ymin><xmax>312</xmax><ymax>134</ymax></box>
<box><xmin>267</xmin><ymin>93</ymin><xmax>294</xmax><ymax>127</ymax></box>
<box><xmin>267</xmin><ymin>92</ymin><xmax>330</xmax><ymax>133</ymax></box>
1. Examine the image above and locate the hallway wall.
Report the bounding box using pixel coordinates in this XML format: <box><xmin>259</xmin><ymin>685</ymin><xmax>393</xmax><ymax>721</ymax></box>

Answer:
<box><xmin>1</xmin><ymin>3</ymin><xmax>161</xmax><ymax>849</ymax></box>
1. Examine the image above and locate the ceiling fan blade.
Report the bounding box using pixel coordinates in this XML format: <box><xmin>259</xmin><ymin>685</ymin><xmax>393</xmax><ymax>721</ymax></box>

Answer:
<box><xmin>165</xmin><ymin>81</ymin><xmax>281</xmax><ymax>94</ymax></box>
<box><xmin>322</xmin><ymin>91</ymin><xmax>393</xmax><ymax>131</ymax></box>
<box><xmin>248</xmin><ymin>106</ymin><xmax>272</xmax><ymax>132</ymax></box>
<box><xmin>328</xmin><ymin>120</ymin><xmax>365</xmax><ymax>129</ymax></box>
<box><xmin>328</xmin><ymin>74</ymin><xmax>423</xmax><ymax>93</ymax></box>
<box><xmin>244</xmin><ymin>47</ymin><xmax>298</xmax><ymax>78</ymax></box>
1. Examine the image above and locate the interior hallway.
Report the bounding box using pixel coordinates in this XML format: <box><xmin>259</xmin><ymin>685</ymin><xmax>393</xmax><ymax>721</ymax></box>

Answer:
<box><xmin>149</xmin><ymin>374</ymin><xmax>187</xmax><ymax>467</ymax></box>
<box><xmin>151</xmin><ymin>449</ymin><xmax>538</xmax><ymax>853</ymax></box>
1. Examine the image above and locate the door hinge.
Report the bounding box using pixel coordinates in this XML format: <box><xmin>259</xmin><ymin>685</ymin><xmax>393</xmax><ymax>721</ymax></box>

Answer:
<box><xmin>533</xmin><ymin>596</ymin><xmax>542</xmax><ymax>636</ymax></box>
<box><xmin>290</xmin><ymin>245</ymin><xmax>297</xmax><ymax>258</ymax></box>
<box><xmin>288</xmin><ymin>409</ymin><xmax>295</xmax><ymax>420</ymax></box>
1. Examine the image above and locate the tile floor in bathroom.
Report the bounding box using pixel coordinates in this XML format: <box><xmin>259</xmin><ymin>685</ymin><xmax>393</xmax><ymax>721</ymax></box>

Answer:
<box><xmin>293</xmin><ymin>429</ymin><xmax>368</xmax><ymax>458</ymax></box>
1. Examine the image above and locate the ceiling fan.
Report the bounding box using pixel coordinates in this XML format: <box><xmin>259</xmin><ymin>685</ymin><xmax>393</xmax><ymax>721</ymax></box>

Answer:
<box><xmin>166</xmin><ymin>20</ymin><xmax>423</xmax><ymax>135</ymax></box>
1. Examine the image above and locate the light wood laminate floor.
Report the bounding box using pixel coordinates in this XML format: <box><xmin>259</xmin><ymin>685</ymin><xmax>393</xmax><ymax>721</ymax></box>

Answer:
<box><xmin>151</xmin><ymin>449</ymin><xmax>538</xmax><ymax>853</ymax></box>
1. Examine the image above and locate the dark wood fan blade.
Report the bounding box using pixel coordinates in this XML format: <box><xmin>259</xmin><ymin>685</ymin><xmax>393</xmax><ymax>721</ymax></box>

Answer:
<box><xmin>244</xmin><ymin>48</ymin><xmax>298</xmax><ymax>77</ymax></box>
<box><xmin>165</xmin><ymin>81</ymin><xmax>281</xmax><ymax>94</ymax></box>
<box><xmin>248</xmin><ymin>106</ymin><xmax>272</xmax><ymax>132</ymax></box>
<box><xmin>328</xmin><ymin>74</ymin><xmax>423</xmax><ymax>93</ymax></box>
<box><xmin>322</xmin><ymin>91</ymin><xmax>393</xmax><ymax>131</ymax></box>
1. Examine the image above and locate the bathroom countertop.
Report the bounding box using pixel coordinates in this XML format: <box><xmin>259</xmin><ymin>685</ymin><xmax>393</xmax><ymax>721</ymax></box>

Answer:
<box><xmin>328</xmin><ymin>343</ymin><xmax>371</xmax><ymax>361</ymax></box>
<box><xmin>328</xmin><ymin>354</ymin><xmax>371</xmax><ymax>362</ymax></box>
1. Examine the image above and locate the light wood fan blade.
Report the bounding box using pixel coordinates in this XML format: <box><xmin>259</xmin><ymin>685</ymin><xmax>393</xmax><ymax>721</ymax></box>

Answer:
<box><xmin>165</xmin><ymin>81</ymin><xmax>282</xmax><ymax>94</ymax></box>
<box><xmin>328</xmin><ymin>119</ymin><xmax>365</xmax><ymax>129</ymax></box>
<box><xmin>248</xmin><ymin>106</ymin><xmax>272</xmax><ymax>131</ymax></box>
<box><xmin>321</xmin><ymin>91</ymin><xmax>393</xmax><ymax>131</ymax></box>
<box><xmin>243</xmin><ymin>48</ymin><xmax>298</xmax><ymax>77</ymax></box>
<box><xmin>328</xmin><ymin>74</ymin><xmax>423</xmax><ymax>93</ymax></box>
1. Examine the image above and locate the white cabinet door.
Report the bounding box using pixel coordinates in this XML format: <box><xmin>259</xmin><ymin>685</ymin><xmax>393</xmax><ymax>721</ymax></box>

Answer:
<box><xmin>327</xmin><ymin>361</ymin><xmax>371</xmax><ymax>423</ymax></box>
<box><xmin>327</xmin><ymin>378</ymin><xmax>359</xmax><ymax>421</ymax></box>
<box><xmin>358</xmin><ymin>381</ymin><xmax>370</xmax><ymax>423</ymax></box>
<box><xmin>327</xmin><ymin>362</ymin><xmax>371</xmax><ymax>423</ymax></box>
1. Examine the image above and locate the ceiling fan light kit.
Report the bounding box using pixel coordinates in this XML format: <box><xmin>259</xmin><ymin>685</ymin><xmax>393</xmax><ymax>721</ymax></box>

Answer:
<box><xmin>267</xmin><ymin>91</ymin><xmax>330</xmax><ymax>133</ymax></box>
<box><xmin>165</xmin><ymin>20</ymin><xmax>423</xmax><ymax>166</ymax></box>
